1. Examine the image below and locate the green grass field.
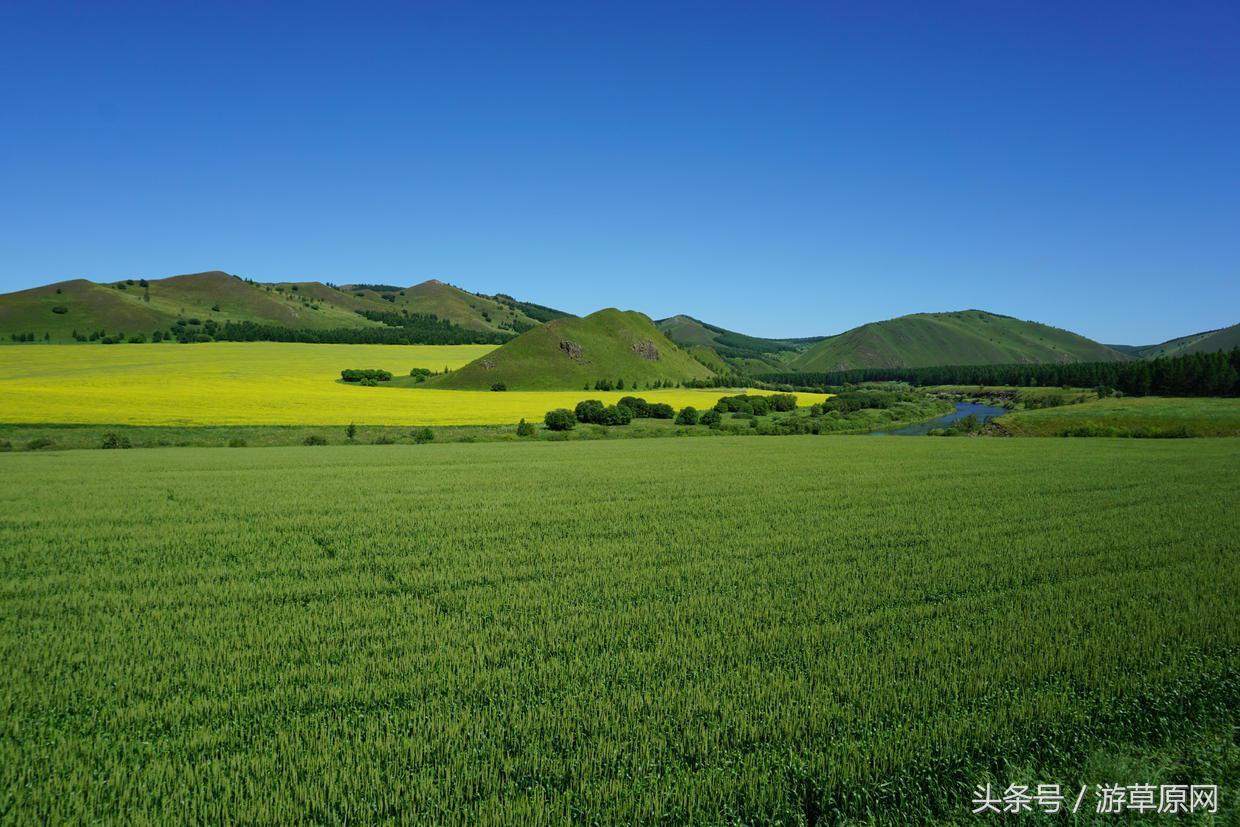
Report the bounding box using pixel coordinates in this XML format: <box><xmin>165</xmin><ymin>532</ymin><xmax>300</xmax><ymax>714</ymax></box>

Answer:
<box><xmin>2</xmin><ymin>437</ymin><xmax>1236</xmax><ymax>823</ymax></box>
<box><xmin>992</xmin><ymin>396</ymin><xmax>1240</xmax><ymax>437</ymax></box>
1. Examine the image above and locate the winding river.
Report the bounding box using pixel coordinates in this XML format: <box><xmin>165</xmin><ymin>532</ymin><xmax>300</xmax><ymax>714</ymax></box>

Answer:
<box><xmin>868</xmin><ymin>401</ymin><xmax>1009</xmax><ymax>436</ymax></box>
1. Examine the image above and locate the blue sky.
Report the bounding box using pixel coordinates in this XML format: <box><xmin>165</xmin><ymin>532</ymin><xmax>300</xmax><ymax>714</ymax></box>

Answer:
<box><xmin>1</xmin><ymin>1</ymin><xmax>1236</xmax><ymax>344</ymax></box>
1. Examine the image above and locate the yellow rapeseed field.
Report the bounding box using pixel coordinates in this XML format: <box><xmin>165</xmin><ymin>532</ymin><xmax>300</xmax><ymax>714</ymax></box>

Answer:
<box><xmin>0</xmin><ymin>343</ymin><xmax>830</xmax><ymax>425</ymax></box>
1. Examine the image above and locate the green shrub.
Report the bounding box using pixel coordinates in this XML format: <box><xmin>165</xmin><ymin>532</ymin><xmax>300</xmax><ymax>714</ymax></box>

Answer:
<box><xmin>491</xmin><ymin>382</ymin><xmax>507</xmax><ymax>392</ymax></box>
<box><xmin>675</xmin><ymin>406</ymin><xmax>699</xmax><ymax>426</ymax></box>
<box><xmin>51</xmin><ymin>305</ymin><xmax>68</xmax><ymax>314</ymax></box>
<box><xmin>26</xmin><ymin>438</ymin><xmax>55</xmax><ymax>451</ymax></box>
<box><xmin>413</xmin><ymin>428</ymin><xmax>435</xmax><ymax>444</ymax></box>
<box><xmin>302</xmin><ymin>435</ymin><xmax>328</xmax><ymax>446</ymax></box>
<box><xmin>516</xmin><ymin>419</ymin><xmax>536</xmax><ymax>437</ymax></box>
<box><xmin>346</xmin><ymin>423</ymin><xmax>357</xmax><ymax>440</ymax></box>
<box><xmin>372</xmin><ymin>435</ymin><xmax>395</xmax><ymax>445</ymax></box>
<box><xmin>700</xmin><ymin>409</ymin><xmax>722</xmax><ymax>428</ymax></box>
<box><xmin>618</xmin><ymin>396</ymin><xmax>649</xmax><ymax>417</ymax></box>
<box><xmin>0</xmin><ymin>440</ymin><xmax>12</xmax><ymax>452</ymax></box>
<box><xmin>341</xmin><ymin>369</ymin><xmax>393</xmax><ymax>383</ymax></box>
<box><xmin>646</xmin><ymin>403</ymin><xmax>675</xmax><ymax>419</ymax></box>
<box><xmin>100</xmin><ymin>432</ymin><xmax>132</xmax><ymax>449</ymax></box>
<box><xmin>575</xmin><ymin>399</ymin><xmax>606</xmax><ymax>424</ymax></box>
<box><xmin>228</xmin><ymin>438</ymin><xmax>247</xmax><ymax>447</ymax></box>
<box><xmin>601</xmin><ymin>405</ymin><xmax>632</xmax><ymax>426</ymax></box>
<box><xmin>544</xmin><ymin>409</ymin><xmax>576</xmax><ymax>431</ymax></box>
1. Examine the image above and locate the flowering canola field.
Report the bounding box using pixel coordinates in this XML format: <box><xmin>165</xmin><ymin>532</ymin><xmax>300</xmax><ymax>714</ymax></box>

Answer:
<box><xmin>0</xmin><ymin>343</ymin><xmax>827</xmax><ymax>425</ymax></box>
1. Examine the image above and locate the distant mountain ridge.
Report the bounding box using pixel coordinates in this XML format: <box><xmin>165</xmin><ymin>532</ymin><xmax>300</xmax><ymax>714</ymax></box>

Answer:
<box><xmin>2</xmin><ymin>272</ymin><xmax>1231</xmax><ymax>373</ymax></box>
<box><xmin>0</xmin><ymin>271</ymin><xmax>570</xmax><ymax>342</ymax></box>
<box><xmin>1109</xmin><ymin>324</ymin><xmax>1240</xmax><ymax>360</ymax></box>
<box><xmin>788</xmin><ymin>310</ymin><xmax>1131</xmax><ymax>372</ymax></box>
<box><xmin>655</xmin><ymin>315</ymin><xmax>820</xmax><ymax>374</ymax></box>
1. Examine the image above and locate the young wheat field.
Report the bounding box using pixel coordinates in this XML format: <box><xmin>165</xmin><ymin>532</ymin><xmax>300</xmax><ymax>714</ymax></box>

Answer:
<box><xmin>1</xmin><ymin>436</ymin><xmax>1236</xmax><ymax>823</ymax></box>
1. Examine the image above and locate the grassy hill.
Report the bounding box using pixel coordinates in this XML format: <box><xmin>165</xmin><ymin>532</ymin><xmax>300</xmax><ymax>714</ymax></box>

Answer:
<box><xmin>0</xmin><ymin>279</ymin><xmax>175</xmax><ymax>340</ymax></box>
<box><xmin>1114</xmin><ymin>323</ymin><xmax>1240</xmax><ymax>359</ymax></box>
<box><xmin>431</xmin><ymin>308</ymin><xmax>715</xmax><ymax>390</ymax></box>
<box><xmin>656</xmin><ymin>314</ymin><xmax>815</xmax><ymax>373</ymax></box>
<box><xmin>789</xmin><ymin>310</ymin><xmax>1130</xmax><ymax>371</ymax></box>
<box><xmin>0</xmin><ymin>272</ymin><xmax>570</xmax><ymax>342</ymax></box>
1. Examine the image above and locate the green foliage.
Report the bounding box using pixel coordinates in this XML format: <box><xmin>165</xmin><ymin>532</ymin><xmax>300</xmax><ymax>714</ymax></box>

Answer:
<box><xmin>228</xmin><ymin>438</ymin><xmax>247</xmax><ymax>447</ymax></box>
<box><xmin>617</xmin><ymin>396</ymin><xmax>648</xmax><ymax>417</ymax></box>
<box><xmin>764</xmin><ymin>349</ymin><xmax>1240</xmax><ymax>398</ymax></box>
<box><xmin>302</xmin><ymin>434</ymin><xmax>328</xmax><ymax>446</ymax></box>
<box><xmin>543</xmin><ymin>409</ymin><xmax>576</xmax><ymax>431</ymax></box>
<box><xmin>490</xmin><ymin>382</ymin><xmax>507</xmax><ymax>392</ymax></box>
<box><xmin>645</xmin><ymin>403</ymin><xmax>675</xmax><ymax>419</ymax></box>
<box><xmin>351</xmin><ymin>310</ymin><xmax>512</xmax><ymax>344</ymax></box>
<box><xmin>699</xmin><ymin>409</ymin><xmax>722</xmax><ymax>428</ymax></box>
<box><xmin>516</xmin><ymin>419</ymin><xmax>536</xmax><ymax>437</ymax></box>
<box><xmin>574</xmin><ymin>399</ymin><xmax>605</xmax><ymax>424</ymax></box>
<box><xmin>100</xmin><ymin>432</ymin><xmax>131</xmax><ymax>449</ymax></box>
<box><xmin>340</xmin><ymin>369</ymin><xmax>393</xmax><ymax>383</ymax></box>
<box><xmin>412</xmin><ymin>427</ymin><xmax>435</xmax><ymax>444</ymax></box>
<box><xmin>675</xmin><ymin>406</ymin><xmax>699</xmax><ymax>425</ymax></box>
<box><xmin>714</xmin><ymin>393</ymin><xmax>797</xmax><ymax>414</ymax></box>
<box><xmin>25</xmin><ymin>437</ymin><xmax>55</xmax><ymax>450</ymax></box>
<box><xmin>1</xmin><ymin>438</ymin><xmax>1235</xmax><ymax>822</ymax></box>
<box><xmin>346</xmin><ymin>423</ymin><xmax>357</xmax><ymax>440</ymax></box>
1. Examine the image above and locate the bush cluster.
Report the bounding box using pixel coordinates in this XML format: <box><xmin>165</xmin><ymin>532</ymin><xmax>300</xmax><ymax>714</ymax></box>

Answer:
<box><xmin>101</xmin><ymin>432</ymin><xmax>132</xmax><ymax>449</ymax></box>
<box><xmin>616</xmin><ymin>397</ymin><xmax>674</xmax><ymax>419</ymax></box>
<box><xmin>575</xmin><ymin>399</ymin><xmax>633</xmax><ymax>426</ymax></box>
<box><xmin>714</xmin><ymin>393</ymin><xmax>797</xmax><ymax>416</ymax></box>
<box><xmin>544</xmin><ymin>409</ymin><xmax>576</xmax><ymax>431</ymax></box>
<box><xmin>341</xmin><ymin>369</ymin><xmax>393</xmax><ymax>384</ymax></box>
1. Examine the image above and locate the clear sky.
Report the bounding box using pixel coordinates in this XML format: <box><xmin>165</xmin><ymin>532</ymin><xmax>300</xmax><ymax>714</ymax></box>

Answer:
<box><xmin>1</xmin><ymin>1</ymin><xmax>1236</xmax><ymax>344</ymax></box>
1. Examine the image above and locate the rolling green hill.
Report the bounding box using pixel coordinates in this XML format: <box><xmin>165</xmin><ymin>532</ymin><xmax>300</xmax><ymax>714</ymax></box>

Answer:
<box><xmin>0</xmin><ymin>279</ymin><xmax>175</xmax><ymax>340</ymax></box>
<box><xmin>790</xmin><ymin>310</ymin><xmax>1130</xmax><ymax>372</ymax></box>
<box><xmin>1113</xmin><ymin>323</ymin><xmax>1240</xmax><ymax>360</ymax></box>
<box><xmin>431</xmin><ymin>308</ymin><xmax>715</xmax><ymax>390</ymax></box>
<box><xmin>656</xmin><ymin>314</ymin><xmax>816</xmax><ymax>373</ymax></box>
<box><xmin>0</xmin><ymin>272</ymin><xmax>570</xmax><ymax>342</ymax></box>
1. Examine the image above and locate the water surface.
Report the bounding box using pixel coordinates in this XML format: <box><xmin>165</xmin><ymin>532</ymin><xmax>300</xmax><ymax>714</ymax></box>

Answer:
<box><xmin>869</xmin><ymin>401</ymin><xmax>1008</xmax><ymax>436</ymax></box>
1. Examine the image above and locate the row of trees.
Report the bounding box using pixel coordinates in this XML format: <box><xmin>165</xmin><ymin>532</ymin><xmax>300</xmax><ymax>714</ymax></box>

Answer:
<box><xmin>757</xmin><ymin>349</ymin><xmax>1240</xmax><ymax>397</ymax></box>
<box><xmin>543</xmin><ymin>396</ymin><xmax>681</xmax><ymax>430</ymax></box>
<box><xmin>354</xmin><ymin>310</ymin><xmax>513</xmax><ymax>344</ymax></box>
<box><xmin>211</xmin><ymin>318</ymin><xmax>507</xmax><ymax>345</ymax></box>
<box><xmin>713</xmin><ymin>393</ymin><xmax>797</xmax><ymax>415</ymax></box>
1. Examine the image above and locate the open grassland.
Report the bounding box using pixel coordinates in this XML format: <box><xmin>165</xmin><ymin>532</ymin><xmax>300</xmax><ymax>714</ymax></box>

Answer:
<box><xmin>992</xmin><ymin>396</ymin><xmax>1240</xmax><ymax>438</ymax></box>
<box><xmin>0</xmin><ymin>343</ymin><xmax>809</xmax><ymax>426</ymax></box>
<box><xmin>1</xmin><ymin>437</ymin><xmax>1236</xmax><ymax>824</ymax></box>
